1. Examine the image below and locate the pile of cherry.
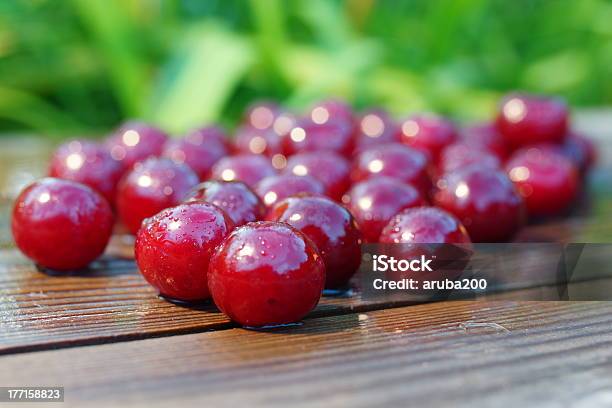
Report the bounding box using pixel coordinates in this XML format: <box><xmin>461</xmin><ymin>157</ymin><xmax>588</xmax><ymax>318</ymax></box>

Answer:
<box><xmin>11</xmin><ymin>93</ymin><xmax>595</xmax><ymax>327</ymax></box>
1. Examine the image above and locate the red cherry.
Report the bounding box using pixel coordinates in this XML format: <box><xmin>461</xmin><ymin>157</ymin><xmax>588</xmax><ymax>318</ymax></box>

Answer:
<box><xmin>209</xmin><ymin>221</ymin><xmax>325</xmax><ymax>327</ymax></box>
<box><xmin>345</xmin><ymin>176</ymin><xmax>425</xmax><ymax>243</ymax></box>
<box><xmin>496</xmin><ymin>93</ymin><xmax>569</xmax><ymax>148</ymax></box>
<box><xmin>351</xmin><ymin>143</ymin><xmax>431</xmax><ymax>195</ymax></box>
<box><xmin>268</xmin><ymin>195</ymin><xmax>362</xmax><ymax>288</ymax></box>
<box><xmin>185</xmin><ymin>180</ymin><xmax>265</xmax><ymax>227</ymax></box>
<box><xmin>397</xmin><ymin>114</ymin><xmax>458</xmax><ymax>162</ymax></box>
<box><xmin>284</xmin><ymin>152</ymin><xmax>351</xmax><ymax>201</ymax></box>
<box><xmin>135</xmin><ymin>202</ymin><xmax>233</xmax><ymax>301</ymax></box>
<box><xmin>12</xmin><ymin>178</ymin><xmax>114</xmax><ymax>270</ymax></box>
<box><xmin>506</xmin><ymin>147</ymin><xmax>579</xmax><ymax>217</ymax></box>
<box><xmin>433</xmin><ymin>165</ymin><xmax>525</xmax><ymax>242</ymax></box>
<box><xmin>438</xmin><ymin>142</ymin><xmax>501</xmax><ymax>174</ymax></box>
<box><xmin>162</xmin><ymin>130</ymin><xmax>228</xmax><ymax>180</ymax></box>
<box><xmin>255</xmin><ymin>174</ymin><xmax>325</xmax><ymax>208</ymax></box>
<box><xmin>562</xmin><ymin>132</ymin><xmax>596</xmax><ymax>174</ymax></box>
<box><xmin>282</xmin><ymin>120</ymin><xmax>355</xmax><ymax>157</ymax></box>
<box><xmin>380</xmin><ymin>206</ymin><xmax>471</xmax><ymax>244</ymax></box>
<box><xmin>116</xmin><ymin>158</ymin><xmax>199</xmax><ymax>234</ymax></box>
<box><xmin>211</xmin><ymin>154</ymin><xmax>277</xmax><ymax>187</ymax></box>
<box><xmin>308</xmin><ymin>99</ymin><xmax>355</xmax><ymax>127</ymax></box>
<box><xmin>354</xmin><ymin>109</ymin><xmax>399</xmax><ymax>152</ymax></box>
<box><xmin>242</xmin><ymin>101</ymin><xmax>280</xmax><ymax>131</ymax></box>
<box><xmin>49</xmin><ymin>140</ymin><xmax>123</xmax><ymax>205</ymax></box>
<box><xmin>106</xmin><ymin>121</ymin><xmax>168</xmax><ymax>170</ymax></box>
<box><xmin>460</xmin><ymin>122</ymin><xmax>509</xmax><ymax>160</ymax></box>
<box><xmin>234</xmin><ymin>126</ymin><xmax>283</xmax><ymax>157</ymax></box>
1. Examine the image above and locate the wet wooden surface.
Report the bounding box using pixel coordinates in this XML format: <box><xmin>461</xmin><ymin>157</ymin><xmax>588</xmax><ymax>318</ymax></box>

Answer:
<box><xmin>0</xmin><ymin>110</ymin><xmax>611</xmax><ymax>407</ymax></box>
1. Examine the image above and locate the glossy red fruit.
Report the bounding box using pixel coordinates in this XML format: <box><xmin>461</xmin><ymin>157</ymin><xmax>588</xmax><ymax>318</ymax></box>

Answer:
<box><xmin>308</xmin><ymin>99</ymin><xmax>354</xmax><ymax>127</ymax></box>
<box><xmin>438</xmin><ymin>142</ymin><xmax>501</xmax><ymax>174</ymax></box>
<box><xmin>234</xmin><ymin>126</ymin><xmax>283</xmax><ymax>157</ymax></box>
<box><xmin>496</xmin><ymin>94</ymin><xmax>569</xmax><ymax>148</ymax></box>
<box><xmin>185</xmin><ymin>180</ymin><xmax>265</xmax><ymax>227</ymax></box>
<box><xmin>211</xmin><ymin>154</ymin><xmax>277</xmax><ymax>187</ymax></box>
<box><xmin>562</xmin><ymin>132</ymin><xmax>596</xmax><ymax>174</ymax></box>
<box><xmin>255</xmin><ymin>174</ymin><xmax>325</xmax><ymax>208</ymax></box>
<box><xmin>282</xmin><ymin>120</ymin><xmax>355</xmax><ymax>157</ymax></box>
<box><xmin>242</xmin><ymin>101</ymin><xmax>280</xmax><ymax>131</ymax></box>
<box><xmin>345</xmin><ymin>176</ymin><xmax>425</xmax><ymax>243</ymax></box>
<box><xmin>12</xmin><ymin>178</ymin><xmax>113</xmax><ymax>270</ymax></box>
<box><xmin>106</xmin><ymin>121</ymin><xmax>168</xmax><ymax>170</ymax></box>
<box><xmin>268</xmin><ymin>195</ymin><xmax>361</xmax><ymax>288</ymax></box>
<box><xmin>354</xmin><ymin>109</ymin><xmax>399</xmax><ymax>152</ymax></box>
<box><xmin>460</xmin><ymin>122</ymin><xmax>509</xmax><ymax>160</ymax></box>
<box><xmin>351</xmin><ymin>143</ymin><xmax>431</xmax><ymax>195</ymax></box>
<box><xmin>506</xmin><ymin>147</ymin><xmax>579</xmax><ymax>217</ymax></box>
<box><xmin>162</xmin><ymin>129</ymin><xmax>228</xmax><ymax>180</ymax></box>
<box><xmin>116</xmin><ymin>158</ymin><xmax>199</xmax><ymax>234</ymax></box>
<box><xmin>283</xmin><ymin>152</ymin><xmax>351</xmax><ymax>201</ymax></box>
<box><xmin>209</xmin><ymin>221</ymin><xmax>325</xmax><ymax>327</ymax></box>
<box><xmin>433</xmin><ymin>165</ymin><xmax>525</xmax><ymax>242</ymax></box>
<box><xmin>397</xmin><ymin>114</ymin><xmax>458</xmax><ymax>162</ymax></box>
<box><xmin>135</xmin><ymin>202</ymin><xmax>233</xmax><ymax>301</ymax></box>
<box><xmin>49</xmin><ymin>140</ymin><xmax>123</xmax><ymax>205</ymax></box>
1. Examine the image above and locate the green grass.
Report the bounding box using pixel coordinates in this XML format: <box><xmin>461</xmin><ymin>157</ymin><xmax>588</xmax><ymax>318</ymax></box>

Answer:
<box><xmin>0</xmin><ymin>0</ymin><xmax>610</xmax><ymax>137</ymax></box>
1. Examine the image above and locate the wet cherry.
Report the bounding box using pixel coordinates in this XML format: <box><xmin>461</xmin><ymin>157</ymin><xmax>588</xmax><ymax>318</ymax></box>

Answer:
<box><xmin>283</xmin><ymin>152</ymin><xmax>351</xmax><ymax>201</ymax></box>
<box><xmin>354</xmin><ymin>109</ymin><xmax>399</xmax><ymax>152</ymax></box>
<box><xmin>255</xmin><ymin>174</ymin><xmax>325</xmax><ymax>208</ymax></box>
<box><xmin>460</xmin><ymin>122</ymin><xmax>509</xmax><ymax>160</ymax></box>
<box><xmin>397</xmin><ymin>114</ymin><xmax>458</xmax><ymax>162</ymax></box>
<box><xmin>268</xmin><ymin>195</ymin><xmax>362</xmax><ymax>288</ymax></box>
<box><xmin>282</xmin><ymin>120</ymin><xmax>354</xmax><ymax>157</ymax></box>
<box><xmin>12</xmin><ymin>178</ymin><xmax>114</xmax><ymax>270</ymax></box>
<box><xmin>209</xmin><ymin>221</ymin><xmax>325</xmax><ymax>327</ymax></box>
<box><xmin>106</xmin><ymin>121</ymin><xmax>168</xmax><ymax>170</ymax></box>
<box><xmin>135</xmin><ymin>202</ymin><xmax>233</xmax><ymax>301</ymax></box>
<box><xmin>211</xmin><ymin>154</ymin><xmax>277</xmax><ymax>188</ymax></box>
<box><xmin>438</xmin><ymin>142</ymin><xmax>501</xmax><ymax>175</ymax></box>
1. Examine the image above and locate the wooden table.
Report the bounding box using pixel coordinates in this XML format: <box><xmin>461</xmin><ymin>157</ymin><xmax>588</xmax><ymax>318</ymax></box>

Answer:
<box><xmin>1</xmin><ymin>111</ymin><xmax>611</xmax><ymax>407</ymax></box>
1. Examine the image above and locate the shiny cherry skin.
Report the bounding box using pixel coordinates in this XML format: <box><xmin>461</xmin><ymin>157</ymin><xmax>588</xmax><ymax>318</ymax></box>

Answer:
<box><xmin>255</xmin><ymin>174</ymin><xmax>325</xmax><ymax>208</ymax></box>
<box><xmin>351</xmin><ymin>143</ymin><xmax>431</xmax><ymax>195</ymax></box>
<box><xmin>209</xmin><ymin>221</ymin><xmax>325</xmax><ymax>327</ymax></box>
<box><xmin>308</xmin><ymin>99</ymin><xmax>355</xmax><ymax>127</ymax></box>
<box><xmin>283</xmin><ymin>152</ymin><xmax>351</xmax><ymax>201</ymax></box>
<box><xmin>242</xmin><ymin>101</ymin><xmax>280</xmax><ymax>131</ymax></box>
<box><xmin>460</xmin><ymin>122</ymin><xmax>509</xmax><ymax>160</ymax></box>
<box><xmin>116</xmin><ymin>158</ymin><xmax>199</xmax><ymax>234</ymax></box>
<box><xmin>506</xmin><ymin>147</ymin><xmax>579</xmax><ymax>217</ymax></box>
<box><xmin>49</xmin><ymin>140</ymin><xmax>123</xmax><ymax>205</ymax></box>
<box><xmin>354</xmin><ymin>109</ymin><xmax>399</xmax><ymax>152</ymax></box>
<box><xmin>135</xmin><ymin>202</ymin><xmax>233</xmax><ymax>301</ymax></box>
<box><xmin>106</xmin><ymin>121</ymin><xmax>168</xmax><ymax>170</ymax></box>
<box><xmin>162</xmin><ymin>129</ymin><xmax>228</xmax><ymax>180</ymax></box>
<box><xmin>268</xmin><ymin>196</ymin><xmax>361</xmax><ymax>288</ymax></box>
<box><xmin>282</xmin><ymin>119</ymin><xmax>355</xmax><ymax>157</ymax></box>
<box><xmin>562</xmin><ymin>132</ymin><xmax>596</xmax><ymax>174</ymax></box>
<box><xmin>211</xmin><ymin>154</ymin><xmax>277</xmax><ymax>187</ymax></box>
<box><xmin>434</xmin><ymin>165</ymin><xmax>525</xmax><ymax>242</ymax></box>
<box><xmin>345</xmin><ymin>176</ymin><xmax>425</xmax><ymax>242</ymax></box>
<box><xmin>12</xmin><ymin>178</ymin><xmax>114</xmax><ymax>270</ymax></box>
<box><xmin>185</xmin><ymin>180</ymin><xmax>265</xmax><ymax>227</ymax></box>
<box><xmin>234</xmin><ymin>126</ymin><xmax>283</xmax><ymax>157</ymax></box>
<box><xmin>397</xmin><ymin>114</ymin><xmax>458</xmax><ymax>162</ymax></box>
<box><xmin>438</xmin><ymin>142</ymin><xmax>501</xmax><ymax>174</ymax></box>
<box><xmin>496</xmin><ymin>93</ymin><xmax>569</xmax><ymax>148</ymax></box>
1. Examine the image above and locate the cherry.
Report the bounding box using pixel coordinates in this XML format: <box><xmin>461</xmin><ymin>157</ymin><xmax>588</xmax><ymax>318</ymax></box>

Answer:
<box><xmin>496</xmin><ymin>93</ymin><xmax>569</xmax><ymax>148</ymax></box>
<box><xmin>162</xmin><ymin>129</ymin><xmax>228</xmax><ymax>180</ymax></box>
<box><xmin>209</xmin><ymin>221</ymin><xmax>325</xmax><ymax>327</ymax></box>
<box><xmin>242</xmin><ymin>101</ymin><xmax>280</xmax><ymax>131</ymax></box>
<box><xmin>308</xmin><ymin>99</ymin><xmax>355</xmax><ymax>127</ymax></box>
<box><xmin>185</xmin><ymin>180</ymin><xmax>265</xmax><ymax>227</ymax></box>
<box><xmin>433</xmin><ymin>165</ymin><xmax>525</xmax><ymax>242</ymax></box>
<box><xmin>268</xmin><ymin>195</ymin><xmax>361</xmax><ymax>288</ymax></box>
<box><xmin>345</xmin><ymin>176</ymin><xmax>425</xmax><ymax>242</ymax></box>
<box><xmin>354</xmin><ymin>109</ymin><xmax>399</xmax><ymax>152</ymax></box>
<box><xmin>234</xmin><ymin>126</ymin><xmax>283</xmax><ymax>157</ymax></box>
<box><xmin>12</xmin><ymin>178</ymin><xmax>114</xmax><ymax>270</ymax></box>
<box><xmin>116</xmin><ymin>158</ymin><xmax>199</xmax><ymax>234</ymax></box>
<box><xmin>135</xmin><ymin>202</ymin><xmax>233</xmax><ymax>301</ymax></box>
<box><xmin>397</xmin><ymin>114</ymin><xmax>458</xmax><ymax>162</ymax></box>
<box><xmin>49</xmin><ymin>140</ymin><xmax>123</xmax><ymax>205</ymax></box>
<box><xmin>282</xmin><ymin>119</ymin><xmax>354</xmax><ymax>157</ymax></box>
<box><xmin>106</xmin><ymin>121</ymin><xmax>168</xmax><ymax>170</ymax></box>
<box><xmin>460</xmin><ymin>122</ymin><xmax>509</xmax><ymax>160</ymax></box>
<box><xmin>351</xmin><ymin>143</ymin><xmax>431</xmax><ymax>195</ymax></box>
<box><xmin>255</xmin><ymin>174</ymin><xmax>325</xmax><ymax>208</ymax></box>
<box><xmin>506</xmin><ymin>147</ymin><xmax>579</xmax><ymax>217</ymax></box>
<box><xmin>283</xmin><ymin>152</ymin><xmax>351</xmax><ymax>201</ymax></box>
<box><xmin>562</xmin><ymin>132</ymin><xmax>596</xmax><ymax>174</ymax></box>
<box><xmin>438</xmin><ymin>142</ymin><xmax>501</xmax><ymax>174</ymax></box>
<box><xmin>211</xmin><ymin>154</ymin><xmax>277</xmax><ymax>187</ymax></box>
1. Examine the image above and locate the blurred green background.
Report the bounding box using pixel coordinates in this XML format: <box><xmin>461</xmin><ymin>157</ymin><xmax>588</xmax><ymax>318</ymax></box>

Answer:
<box><xmin>1</xmin><ymin>0</ymin><xmax>611</xmax><ymax>138</ymax></box>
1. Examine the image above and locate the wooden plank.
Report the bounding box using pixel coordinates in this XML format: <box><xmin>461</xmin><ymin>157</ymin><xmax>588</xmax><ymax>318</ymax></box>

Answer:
<box><xmin>2</xmin><ymin>299</ymin><xmax>612</xmax><ymax>407</ymax></box>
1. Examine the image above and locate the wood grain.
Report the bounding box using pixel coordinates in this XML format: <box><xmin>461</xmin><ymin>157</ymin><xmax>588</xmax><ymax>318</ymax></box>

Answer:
<box><xmin>2</xmin><ymin>300</ymin><xmax>612</xmax><ymax>407</ymax></box>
